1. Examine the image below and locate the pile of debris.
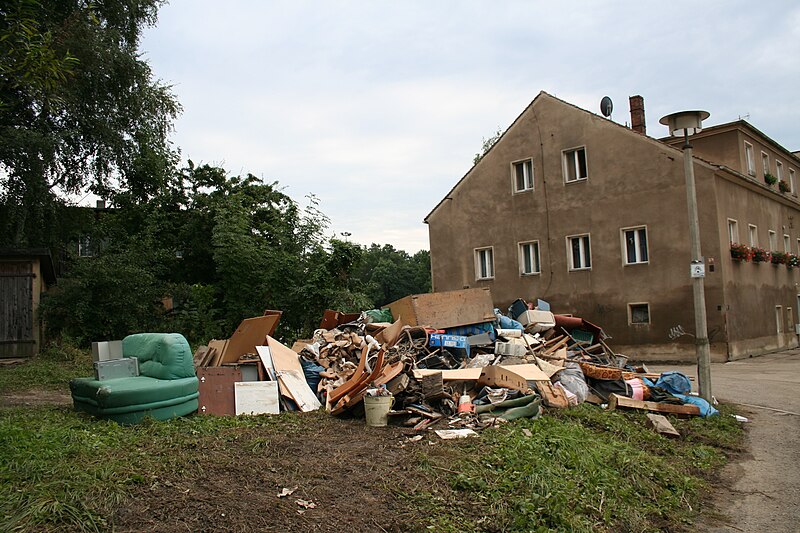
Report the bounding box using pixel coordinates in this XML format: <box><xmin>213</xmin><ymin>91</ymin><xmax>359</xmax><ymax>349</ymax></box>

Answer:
<box><xmin>193</xmin><ymin>288</ymin><xmax>717</xmax><ymax>435</ymax></box>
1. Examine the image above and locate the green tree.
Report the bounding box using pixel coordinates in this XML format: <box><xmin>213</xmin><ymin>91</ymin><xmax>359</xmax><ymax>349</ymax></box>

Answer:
<box><xmin>0</xmin><ymin>0</ymin><xmax>179</xmax><ymax>248</ymax></box>
<box><xmin>473</xmin><ymin>126</ymin><xmax>504</xmax><ymax>165</ymax></box>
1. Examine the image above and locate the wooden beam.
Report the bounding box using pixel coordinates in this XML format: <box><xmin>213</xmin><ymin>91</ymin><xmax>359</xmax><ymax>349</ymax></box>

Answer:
<box><xmin>607</xmin><ymin>393</ymin><xmax>700</xmax><ymax>417</ymax></box>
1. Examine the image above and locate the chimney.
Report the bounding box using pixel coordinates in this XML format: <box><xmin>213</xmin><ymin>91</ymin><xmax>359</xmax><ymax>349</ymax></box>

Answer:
<box><xmin>629</xmin><ymin>95</ymin><xmax>646</xmax><ymax>135</ymax></box>
<box><xmin>96</xmin><ymin>200</ymin><xmax>106</xmax><ymax>209</ymax></box>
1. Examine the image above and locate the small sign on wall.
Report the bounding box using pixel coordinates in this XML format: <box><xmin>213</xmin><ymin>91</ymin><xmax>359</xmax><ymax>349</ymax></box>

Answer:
<box><xmin>690</xmin><ymin>260</ymin><xmax>705</xmax><ymax>278</ymax></box>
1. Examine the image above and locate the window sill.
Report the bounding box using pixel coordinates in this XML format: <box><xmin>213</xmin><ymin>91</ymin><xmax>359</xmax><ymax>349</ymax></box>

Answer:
<box><xmin>564</xmin><ymin>177</ymin><xmax>588</xmax><ymax>185</ymax></box>
<box><xmin>568</xmin><ymin>267</ymin><xmax>592</xmax><ymax>272</ymax></box>
<box><xmin>624</xmin><ymin>261</ymin><xmax>649</xmax><ymax>266</ymax></box>
<box><xmin>513</xmin><ymin>188</ymin><xmax>534</xmax><ymax>195</ymax></box>
<box><xmin>520</xmin><ymin>272</ymin><xmax>541</xmax><ymax>277</ymax></box>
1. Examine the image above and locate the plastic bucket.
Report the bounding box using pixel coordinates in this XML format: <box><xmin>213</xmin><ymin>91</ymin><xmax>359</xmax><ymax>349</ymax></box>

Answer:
<box><xmin>364</xmin><ymin>395</ymin><xmax>394</xmax><ymax>427</ymax></box>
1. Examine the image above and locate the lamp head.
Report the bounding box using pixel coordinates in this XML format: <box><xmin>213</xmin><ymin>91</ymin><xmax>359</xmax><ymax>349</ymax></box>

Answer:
<box><xmin>659</xmin><ymin>110</ymin><xmax>710</xmax><ymax>137</ymax></box>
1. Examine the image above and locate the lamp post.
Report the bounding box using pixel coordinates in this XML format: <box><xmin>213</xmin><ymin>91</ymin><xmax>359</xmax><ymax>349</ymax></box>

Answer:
<box><xmin>660</xmin><ymin>110</ymin><xmax>713</xmax><ymax>403</ymax></box>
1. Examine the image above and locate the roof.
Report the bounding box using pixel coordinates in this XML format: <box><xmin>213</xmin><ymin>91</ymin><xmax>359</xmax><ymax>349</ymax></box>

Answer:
<box><xmin>424</xmin><ymin>90</ymin><xmax>689</xmax><ymax>223</ymax></box>
<box><xmin>0</xmin><ymin>248</ymin><xmax>57</xmax><ymax>284</ymax></box>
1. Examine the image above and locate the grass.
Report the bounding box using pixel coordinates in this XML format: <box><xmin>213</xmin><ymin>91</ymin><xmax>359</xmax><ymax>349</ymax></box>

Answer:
<box><xmin>0</xmin><ymin>351</ymin><xmax>746</xmax><ymax>532</ymax></box>
<box><xmin>0</xmin><ymin>342</ymin><xmax>93</xmax><ymax>392</ymax></box>
<box><xmin>400</xmin><ymin>405</ymin><xmax>745</xmax><ymax>532</ymax></box>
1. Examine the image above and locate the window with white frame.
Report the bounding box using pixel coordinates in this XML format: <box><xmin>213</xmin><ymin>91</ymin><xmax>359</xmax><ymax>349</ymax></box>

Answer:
<box><xmin>628</xmin><ymin>303</ymin><xmax>651</xmax><ymax>325</ymax></box>
<box><xmin>563</xmin><ymin>147</ymin><xmax>588</xmax><ymax>183</ymax></box>
<box><xmin>777</xmin><ymin>160</ymin><xmax>784</xmax><ymax>182</ymax></box>
<box><xmin>790</xmin><ymin>168</ymin><xmax>797</xmax><ymax>195</ymax></box>
<box><xmin>762</xmin><ymin>152</ymin><xmax>770</xmax><ymax>175</ymax></box>
<box><xmin>622</xmin><ymin>227</ymin><xmax>648</xmax><ymax>265</ymax></box>
<box><xmin>769</xmin><ymin>230</ymin><xmax>777</xmax><ymax>250</ymax></box>
<box><xmin>745</xmin><ymin>142</ymin><xmax>755</xmax><ymax>175</ymax></box>
<box><xmin>474</xmin><ymin>247</ymin><xmax>494</xmax><ymax>280</ymax></box>
<box><xmin>567</xmin><ymin>234</ymin><xmax>591</xmax><ymax>270</ymax></box>
<box><xmin>727</xmin><ymin>219</ymin><xmax>739</xmax><ymax>243</ymax></box>
<box><xmin>749</xmin><ymin>224</ymin><xmax>758</xmax><ymax>247</ymax></box>
<box><xmin>784</xmin><ymin>234</ymin><xmax>791</xmax><ymax>252</ymax></box>
<box><xmin>518</xmin><ymin>241</ymin><xmax>541</xmax><ymax>275</ymax></box>
<box><xmin>78</xmin><ymin>235</ymin><xmax>95</xmax><ymax>257</ymax></box>
<box><xmin>512</xmin><ymin>158</ymin><xmax>534</xmax><ymax>193</ymax></box>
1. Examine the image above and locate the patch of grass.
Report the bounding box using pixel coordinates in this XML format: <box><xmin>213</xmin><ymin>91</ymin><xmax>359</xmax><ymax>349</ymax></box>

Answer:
<box><xmin>0</xmin><ymin>342</ymin><xmax>93</xmax><ymax>393</ymax></box>
<box><xmin>0</xmin><ymin>406</ymin><xmax>293</xmax><ymax>532</ymax></box>
<box><xmin>402</xmin><ymin>404</ymin><xmax>744</xmax><ymax>532</ymax></box>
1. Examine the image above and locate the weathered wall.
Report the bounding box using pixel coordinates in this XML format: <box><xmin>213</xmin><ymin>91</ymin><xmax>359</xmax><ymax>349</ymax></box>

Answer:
<box><xmin>427</xmin><ymin>93</ymin><xmax>727</xmax><ymax>361</ymax></box>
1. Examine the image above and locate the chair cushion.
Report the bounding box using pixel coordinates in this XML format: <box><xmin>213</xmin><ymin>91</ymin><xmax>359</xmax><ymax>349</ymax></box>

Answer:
<box><xmin>122</xmin><ymin>333</ymin><xmax>195</xmax><ymax>380</ymax></box>
<box><xmin>70</xmin><ymin>375</ymin><xmax>199</xmax><ymax>409</ymax></box>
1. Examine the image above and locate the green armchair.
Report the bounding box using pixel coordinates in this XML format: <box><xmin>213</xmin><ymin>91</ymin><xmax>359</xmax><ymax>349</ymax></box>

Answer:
<box><xmin>70</xmin><ymin>333</ymin><xmax>199</xmax><ymax>424</ymax></box>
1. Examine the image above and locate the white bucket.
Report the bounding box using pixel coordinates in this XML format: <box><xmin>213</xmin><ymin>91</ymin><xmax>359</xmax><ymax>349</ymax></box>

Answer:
<box><xmin>364</xmin><ymin>395</ymin><xmax>394</xmax><ymax>427</ymax></box>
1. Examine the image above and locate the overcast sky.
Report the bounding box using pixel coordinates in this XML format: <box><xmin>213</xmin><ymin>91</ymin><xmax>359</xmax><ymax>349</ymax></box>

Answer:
<box><xmin>140</xmin><ymin>0</ymin><xmax>800</xmax><ymax>253</ymax></box>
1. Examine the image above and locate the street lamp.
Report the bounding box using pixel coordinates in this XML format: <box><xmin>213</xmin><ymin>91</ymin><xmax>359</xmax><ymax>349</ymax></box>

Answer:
<box><xmin>659</xmin><ymin>110</ymin><xmax>713</xmax><ymax>403</ymax></box>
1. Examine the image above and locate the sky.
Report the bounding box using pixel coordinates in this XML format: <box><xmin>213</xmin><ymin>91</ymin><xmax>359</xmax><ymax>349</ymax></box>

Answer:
<box><xmin>139</xmin><ymin>0</ymin><xmax>800</xmax><ymax>253</ymax></box>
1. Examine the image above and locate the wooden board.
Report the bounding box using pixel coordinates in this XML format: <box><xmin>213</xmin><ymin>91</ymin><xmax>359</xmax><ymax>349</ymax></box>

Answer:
<box><xmin>608</xmin><ymin>393</ymin><xmax>701</xmax><ymax>417</ymax></box>
<box><xmin>220</xmin><ymin>315</ymin><xmax>281</xmax><ymax>364</ymax></box>
<box><xmin>234</xmin><ymin>381</ymin><xmax>280</xmax><ymax>415</ymax></box>
<box><xmin>197</xmin><ymin>366</ymin><xmax>242</xmax><ymax>415</ymax></box>
<box><xmin>207</xmin><ymin>339</ymin><xmax>228</xmax><ymax>367</ymax></box>
<box><xmin>276</xmin><ymin>370</ymin><xmax>321</xmax><ymax>412</ymax></box>
<box><xmin>266</xmin><ymin>336</ymin><xmax>303</xmax><ymax>374</ymax></box>
<box><xmin>413</xmin><ymin>363</ymin><xmax>549</xmax><ymax>382</ymax></box>
<box><xmin>387</xmin><ymin>288</ymin><xmax>495</xmax><ymax>329</ymax></box>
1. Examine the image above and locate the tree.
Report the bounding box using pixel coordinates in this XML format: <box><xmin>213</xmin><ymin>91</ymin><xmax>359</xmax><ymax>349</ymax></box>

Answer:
<box><xmin>0</xmin><ymin>0</ymin><xmax>179</xmax><ymax>248</ymax></box>
<box><xmin>473</xmin><ymin>126</ymin><xmax>504</xmax><ymax>165</ymax></box>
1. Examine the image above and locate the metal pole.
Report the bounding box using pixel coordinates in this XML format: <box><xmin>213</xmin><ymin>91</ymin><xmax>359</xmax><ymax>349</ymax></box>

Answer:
<box><xmin>682</xmin><ymin>132</ymin><xmax>713</xmax><ymax>402</ymax></box>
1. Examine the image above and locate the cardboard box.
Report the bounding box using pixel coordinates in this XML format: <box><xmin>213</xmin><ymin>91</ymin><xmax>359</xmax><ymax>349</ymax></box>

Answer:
<box><xmin>517</xmin><ymin>310</ymin><xmax>556</xmax><ymax>333</ymax></box>
<box><xmin>494</xmin><ymin>342</ymin><xmax>527</xmax><ymax>357</ymax></box>
<box><xmin>94</xmin><ymin>357</ymin><xmax>139</xmax><ymax>380</ymax></box>
<box><xmin>387</xmin><ymin>288</ymin><xmax>495</xmax><ymax>329</ymax></box>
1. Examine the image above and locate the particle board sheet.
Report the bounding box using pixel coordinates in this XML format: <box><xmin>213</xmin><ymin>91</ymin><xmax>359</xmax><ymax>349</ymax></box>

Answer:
<box><xmin>413</xmin><ymin>364</ymin><xmax>549</xmax><ymax>382</ymax></box>
<box><xmin>234</xmin><ymin>381</ymin><xmax>280</xmax><ymax>415</ymax></box>
<box><xmin>277</xmin><ymin>370</ymin><xmax>321</xmax><ymax>412</ymax></box>
<box><xmin>220</xmin><ymin>315</ymin><xmax>281</xmax><ymax>364</ymax></box>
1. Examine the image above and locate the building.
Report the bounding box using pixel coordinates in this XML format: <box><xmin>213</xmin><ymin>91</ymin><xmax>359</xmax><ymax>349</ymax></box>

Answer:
<box><xmin>0</xmin><ymin>249</ymin><xmax>56</xmax><ymax>357</ymax></box>
<box><xmin>425</xmin><ymin>91</ymin><xmax>800</xmax><ymax>361</ymax></box>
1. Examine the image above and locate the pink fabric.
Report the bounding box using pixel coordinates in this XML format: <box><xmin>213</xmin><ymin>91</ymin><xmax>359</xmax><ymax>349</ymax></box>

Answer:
<box><xmin>625</xmin><ymin>378</ymin><xmax>644</xmax><ymax>401</ymax></box>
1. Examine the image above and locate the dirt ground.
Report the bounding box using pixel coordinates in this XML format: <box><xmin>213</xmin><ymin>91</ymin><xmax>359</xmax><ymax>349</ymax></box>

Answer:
<box><xmin>653</xmin><ymin>348</ymin><xmax>800</xmax><ymax>533</ymax></box>
<box><xmin>6</xmin><ymin>349</ymin><xmax>799</xmax><ymax>532</ymax></box>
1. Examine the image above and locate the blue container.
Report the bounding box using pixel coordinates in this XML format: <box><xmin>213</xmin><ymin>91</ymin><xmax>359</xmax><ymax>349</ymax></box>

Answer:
<box><xmin>429</xmin><ymin>334</ymin><xmax>470</xmax><ymax>359</ymax></box>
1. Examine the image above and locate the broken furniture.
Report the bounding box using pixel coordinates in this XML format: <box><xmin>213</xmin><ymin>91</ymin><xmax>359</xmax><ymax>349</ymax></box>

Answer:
<box><xmin>70</xmin><ymin>333</ymin><xmax>199</xmax><ymax>424</ymax></box>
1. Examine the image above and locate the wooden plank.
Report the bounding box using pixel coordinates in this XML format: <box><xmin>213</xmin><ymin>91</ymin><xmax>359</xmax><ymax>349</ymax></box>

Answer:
<box><xmin>413</xmin><ymin>363</ymin><xmax>549</xmax><ymax>382</ymax></box>
<box><xmin>276</xmin><ymin>370</ymin><xmax>321</xmax><ymax>412</ymax></box>
<box><xmin>266</xmin><ymin>336</ymin><xmax>304</xmax><ymax>374</ymax></box>
<box><xmin>608</xmin><ymin>393</ymin><xmax>701</xmax><ymax>417</ymax></box>
<box><xmin>422</xmin><ymin>372</ymin><xmax>447</xmax><ymax>399</ymax></box>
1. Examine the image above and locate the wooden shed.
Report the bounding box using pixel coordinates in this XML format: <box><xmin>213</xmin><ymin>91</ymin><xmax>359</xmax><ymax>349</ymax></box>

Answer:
<box><xmin>0</xmin><ymin>249</ymin><xmax>56</xmax><ymax>358</ymax></box>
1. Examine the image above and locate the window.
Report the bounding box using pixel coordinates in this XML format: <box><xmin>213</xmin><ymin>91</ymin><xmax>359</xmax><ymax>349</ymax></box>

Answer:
<box><xmin>749</xmin><ymin>224</ymin><xmax>758</xmax><ymax>247</ymax></box>
<box><xmin>622</xmin><ymin>227</ymin><xmax>648</xmax><ymax>265</ymax></box>
<box><xmin>777</xmin><ymin>160</ymin><xmax>784</xmax><ymax>181</ymax></box>
<box><xmin>791</xmin><ymin>169</ymin><xmax>797</xmax><ymax>195</ymax></box>
<box><xmin>474</xmin><ymin>247</ymin><xmax>494</xmax><ymax>280</ymax></box>
<box><xmin>518</xmin><ymin>241</ymin><xmax>541</xmax><ymax>275</ymax></box>
<box><xmin>785</xmin><ymin>235</ymin><xmax>791</xmax><ymax>253</ymax></box>
<box><xmin>745</xmin><ymin>142</ymin><xmax>755</xmax><ymax>175</ymax></box>
<box><xmin>563</xmin><ymin>147</ymin><xmax>588</xmax><ymax>183</ymax></box>
<box><xmin>512</xmin><ymin>158</ymin><xmax>534</xmax><ymax>192</ymax></box>
<box><xmin>769</xmin><ymin>230</ymin><xmax>777</xmax><ymax>251</ymax></box>
<box><xmin>727</xmin><ymin>219</ymin><xmax>739</xmax><ymax>243</ymax></box>
<box><xmin>762</xmin><ymin>152</ymin><xmax>770</xmax><ymax>175</ymax></box>
<box><xmin>567</xmin><ymin>234</ymin><xmax>591</xmax><ymax>270</ymax></box>
<box><xmin>78</xmin><ymin>235</ymin><xmax>95</xmax><ymax>257</ymax></box>
<box><xmin>629</xmin><ymin>303</ymin><xmax>651</xmax><ymax>325</ymax></box>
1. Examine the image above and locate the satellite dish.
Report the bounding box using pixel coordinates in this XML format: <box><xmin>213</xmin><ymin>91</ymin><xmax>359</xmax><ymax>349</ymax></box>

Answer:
<box><xmin>600</xmin><ymin>96</ymin><xmax>613</xmax><ymax>118</ymax></box>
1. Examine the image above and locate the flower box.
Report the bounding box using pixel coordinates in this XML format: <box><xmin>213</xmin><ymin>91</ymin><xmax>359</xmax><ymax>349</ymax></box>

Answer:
<box><xmin>779</xmin><ymin>180</ymin><xmax>791</xmax><ymax>193</ymax></box>
<box><xmin>771</xmin><ymin>251</ymin><xmax>788</xmax><ymax>265</ymax></box>
<box><xmin>751</xmin><ymin>247</ymin><xmax>770</xmax><ymax>263</ymax></box>
<box><xmin>765</xmin><ymin>172</ymin><xmax>778</xmax><ymax>186</ymax></box>
<box><xmin>730</xmin><ymin>243</ymin><xmax>751</xmax><ymax>262</ymax></box>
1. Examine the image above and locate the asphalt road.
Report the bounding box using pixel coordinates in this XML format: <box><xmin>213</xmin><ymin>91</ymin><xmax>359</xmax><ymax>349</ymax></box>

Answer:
<box><xmin>653</xmin><ymin>349</ymin><xmax>800</xmax><ymax>533</ymax></box>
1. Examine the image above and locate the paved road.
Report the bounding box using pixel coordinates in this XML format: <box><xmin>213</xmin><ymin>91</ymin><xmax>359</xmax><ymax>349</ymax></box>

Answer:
<box><xmin>653</xmin><ymin>349</ymin><xmax>800</xmax><ymax>533</ymax></box>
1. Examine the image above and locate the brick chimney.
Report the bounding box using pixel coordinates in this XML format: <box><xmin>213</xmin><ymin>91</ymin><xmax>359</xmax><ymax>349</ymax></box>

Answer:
<box><xmin>629</xmin><ymin>95</ymin><xmax>646</xmax><ymax>135</ymax></box>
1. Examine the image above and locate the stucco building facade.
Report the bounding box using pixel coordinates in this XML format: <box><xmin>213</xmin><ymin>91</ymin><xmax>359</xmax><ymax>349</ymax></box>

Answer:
<box><xmin>425</xmin><ymin>91</ymin><xmax>800</xmax><ymax>361</ymax></box>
